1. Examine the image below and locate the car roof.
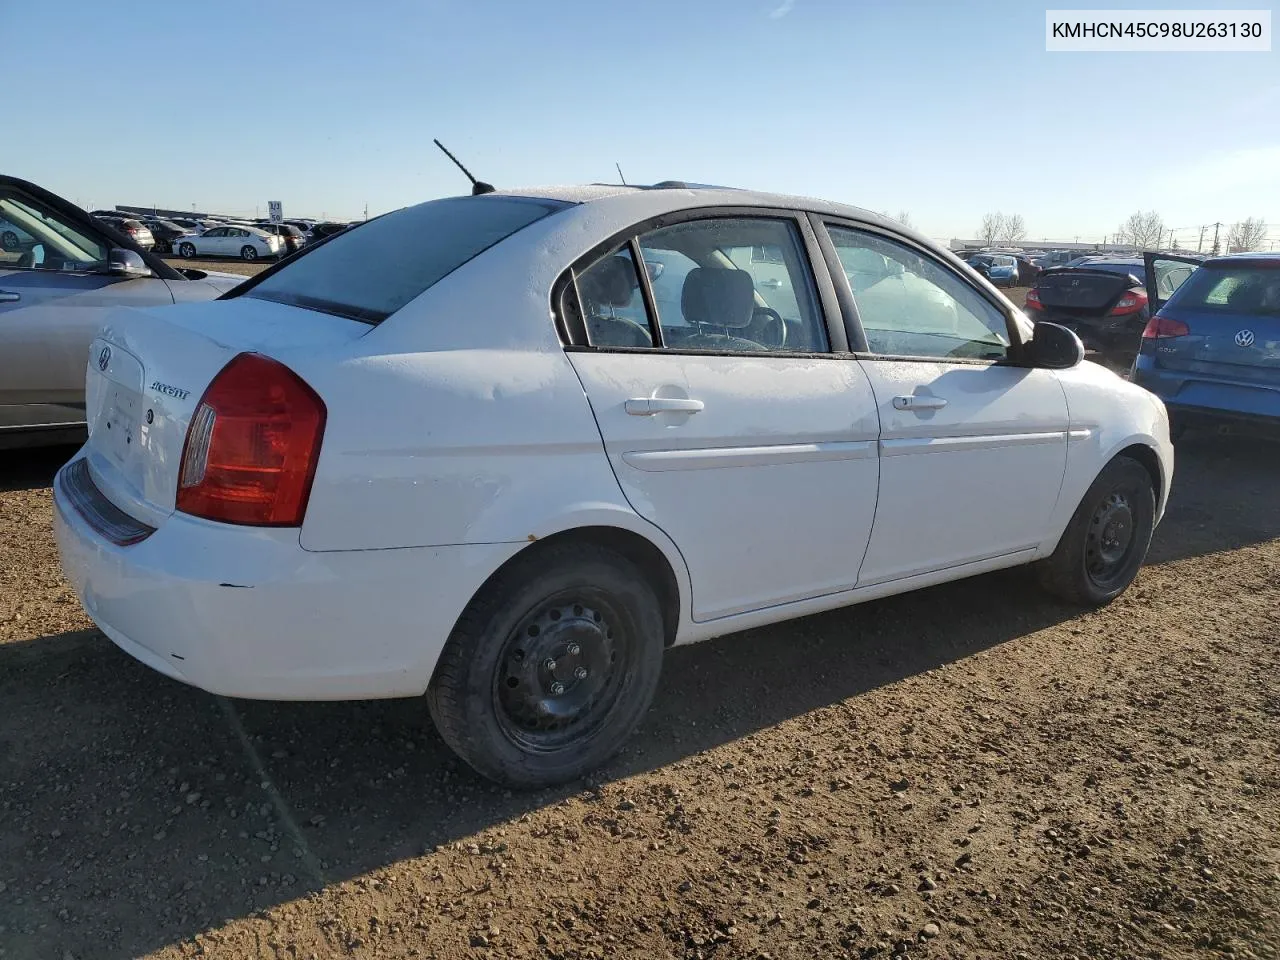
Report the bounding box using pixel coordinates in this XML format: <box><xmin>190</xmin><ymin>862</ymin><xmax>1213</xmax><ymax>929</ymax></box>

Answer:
<box><xmin>489</xmin><ymin>182</ymin><xmax>910</xmax><ymax>238</ymax></box>
<box><xmin>1205</xmin><ymin>252</ymin><xmax>1280</xmax><ymax>266</ymax></box>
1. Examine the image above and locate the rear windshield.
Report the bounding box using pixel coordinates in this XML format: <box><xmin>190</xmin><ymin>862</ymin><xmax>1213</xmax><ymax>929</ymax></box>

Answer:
<box><xmin>1168</xmin><ymin>263</ymin><xmax>1280</xmax><ymax>316</ymax></box>
<box><xmin>242</xmin><ymin>196</ymin><xmax>568</xmax><ymax>323</ymax></box>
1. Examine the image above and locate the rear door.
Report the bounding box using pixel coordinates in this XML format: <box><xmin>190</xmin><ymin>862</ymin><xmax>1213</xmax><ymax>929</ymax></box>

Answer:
<box><xmin>563</xmin><ymin>211</ymin><xmax>881</xmax><ymax>622</ymax></box>
<box><xmin>819</xmin><ymin>220</ymin><xmax>1069</xmax><ymax>585</ymax></box>
<box><xmin>0</xmin><ymin>183</ymin><xmax>176</xmax><ymax>431</ymax></box>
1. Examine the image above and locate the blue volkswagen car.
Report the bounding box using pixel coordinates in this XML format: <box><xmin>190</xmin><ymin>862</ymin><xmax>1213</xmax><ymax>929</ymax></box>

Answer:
<box><xmin>1133</xmin><ymin>252</ymin><xmax>1280</xmax><ymax>436</ymax></box>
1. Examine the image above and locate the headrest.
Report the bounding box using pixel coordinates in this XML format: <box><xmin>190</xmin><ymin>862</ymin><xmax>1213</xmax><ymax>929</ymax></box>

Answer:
<box><xmin>579</xmin><ymin>255</ymin><xmax>638</xmax><ymax>308</ymax></box>
<box><xmin>681</xmin><ymin>267</ymin><xmax>755</xmax><ymax>329</ymax></box>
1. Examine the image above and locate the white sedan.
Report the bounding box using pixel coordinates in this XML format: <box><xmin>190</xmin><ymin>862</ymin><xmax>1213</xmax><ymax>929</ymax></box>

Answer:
<box><xmin>53</xmin><ymin>183</ymin><xmax>1173</xmax><ymax>788</ymax></box>
<box><xmin>173</xmin><ymin>225</ymin><xmax>282</xmax><ymax>261</ymax></box>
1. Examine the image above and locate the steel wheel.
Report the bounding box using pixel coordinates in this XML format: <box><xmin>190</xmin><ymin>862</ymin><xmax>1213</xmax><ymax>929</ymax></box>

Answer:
<box><xmin>179</xmin><ymin>242</ymin><xmax>196</xmax><ymax>259</ymax></box>
<box><xmin>494</xmin><ymin>592</ymin><xmax>628</xmax><ymax>753</ymax></box>
<box><xmin>240</xmin><ymin>245</ymin><xmax>258</xmax><ymax>261</ymax></box>
<box><xmin>1084</xmin><ymin>491</ymin><xmax>1135</xmax><ymax>587</ymax></box>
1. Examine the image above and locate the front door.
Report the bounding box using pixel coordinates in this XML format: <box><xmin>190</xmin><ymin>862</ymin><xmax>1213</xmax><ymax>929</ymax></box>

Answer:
<box><xmin>821</xmin><ymin>221</ymin><xmax>1070</xmax><ymax>585</ymax></box>
<box><xmin>564</xmin><ymin>214</ymin><xmax>881</xmax><ymax>621</ymax></box>
<box><xmin>0</xmin><ymin>183</ymin><xmax>175</xmax><ymax>431</ymax></box>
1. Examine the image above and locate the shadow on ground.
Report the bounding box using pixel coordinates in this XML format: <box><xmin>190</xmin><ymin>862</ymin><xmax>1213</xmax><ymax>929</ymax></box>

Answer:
<box><xmin>0</xmin><ymin>443</ymin><xmax>78</xmax><ymax>493</ymax></box>
<box><xmin>0</xmin><ymin>432</ymin><xmax>1276</xmax><ymax>958</ymax></box>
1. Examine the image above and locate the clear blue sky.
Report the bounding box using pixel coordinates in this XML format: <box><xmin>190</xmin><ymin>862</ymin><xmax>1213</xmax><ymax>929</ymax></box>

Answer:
<box><xmin>6</xmin><ymin>0</ymin><xmax>1277</xmax><ymax>243</ymax></box>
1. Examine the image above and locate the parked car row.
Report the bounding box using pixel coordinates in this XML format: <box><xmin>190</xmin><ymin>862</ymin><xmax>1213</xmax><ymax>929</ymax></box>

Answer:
<box><xmin>956</xmin><ymin>249</ymin><xmax>1042</xmax><ymax>287</ymax></box>
<box><xmin>84</xmin><ymin>210</ymin><xmax>360</xmax><ymax>261</ymax></box>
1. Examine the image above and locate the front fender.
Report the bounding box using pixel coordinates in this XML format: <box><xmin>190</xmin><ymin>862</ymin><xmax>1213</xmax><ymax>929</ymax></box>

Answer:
<box><xmin>1038</xmin><ymin>364</ymin><xmax>1174</xmax><ymax>557</ymax></box>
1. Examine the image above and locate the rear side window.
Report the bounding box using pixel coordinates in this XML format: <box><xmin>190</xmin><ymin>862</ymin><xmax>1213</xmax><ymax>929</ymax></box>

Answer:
<box><xmin>1169</xmin><ymin>264</ymin><xmax>1280</xmax><ymax>316</ymax></box>
<box><xmin>243</xmin><ymin>196</ymin><xmax>567</xmax><ymax>324</ymax></box>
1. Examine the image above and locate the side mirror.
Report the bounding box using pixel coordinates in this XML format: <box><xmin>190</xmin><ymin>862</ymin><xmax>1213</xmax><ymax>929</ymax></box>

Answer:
<box><xmin>1027</xmin><ymin>321</ymin><xmax>1084</xmax><ymax>369</ymax></box>
<box><xmin>107</xmin><ymin>248</ymin><xmax>153</xmax><ymax>278</ymax></box>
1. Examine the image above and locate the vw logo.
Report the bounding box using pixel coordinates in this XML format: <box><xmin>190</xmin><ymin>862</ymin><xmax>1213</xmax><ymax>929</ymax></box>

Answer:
<box><xmin>97</xmin><ymin>346</ymin><xmax>111</xmax><ymax>371</ymax></box>
<box><xmin>1235</xmin><ymin>329</ymin><xmax>1255</xmax><ymax>347</ymax></box>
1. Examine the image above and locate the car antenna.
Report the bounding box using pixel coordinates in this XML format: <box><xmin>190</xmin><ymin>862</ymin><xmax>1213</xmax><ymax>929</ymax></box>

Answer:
<box><xmin>433</xmin><ymin>139</ymin><xmax>495</xmax><ymax>195</ymax></box>
<box><xmin>615</xmin><ymin>162</ymin><xmax>627</xmax><ymax>185</ymax></box>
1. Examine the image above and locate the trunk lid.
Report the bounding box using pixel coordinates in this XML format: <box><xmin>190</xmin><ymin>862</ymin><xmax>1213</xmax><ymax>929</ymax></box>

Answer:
<box><xmin>1149</xmin><ymin>258</ymin><xmax>1280</xmax><ymax>384</ymax></box>
<box><xmin>84</xmin><ymin>298</ymin><xmax>369</xmax><ymax>526</ymax></box>
<box><xmin>1154</xmin><ymin>307</ymin><xmax>1280</xmax><ymax>383</ymax></box>
<box><xmin>1035</xmin><ymin>268</ymin><xmax>1138</xmax><ymax>315</ymax></box>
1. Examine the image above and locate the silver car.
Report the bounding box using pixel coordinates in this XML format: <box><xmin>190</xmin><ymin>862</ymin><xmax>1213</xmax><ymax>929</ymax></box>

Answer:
<box><xmin>0</xmin><ymin>176</ymin><xmax>244</xmax><ymax>449</ymax></box>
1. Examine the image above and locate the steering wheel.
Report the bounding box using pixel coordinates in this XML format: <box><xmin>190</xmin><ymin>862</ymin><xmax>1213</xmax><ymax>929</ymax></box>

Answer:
<box><xmin>747</xmin><ymin>306</ymin><xmax>787</xmax><ymax>349</ymax></box>
<box><xmin>586</xmin><ymin>313</ymin><xmax>652</xmax><ymax>348</ymax></box>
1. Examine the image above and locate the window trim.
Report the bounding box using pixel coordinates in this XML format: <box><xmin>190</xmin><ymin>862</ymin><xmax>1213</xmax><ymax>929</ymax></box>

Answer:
<box><xmin>552</xmin><ymin>205</ymin><xmax>849</xmax><ymax>357</ymax></box>
<box><xmin>814</xmin><ymin>216</ymin><xmax>1033</xmax><ymax>367</ymax></box>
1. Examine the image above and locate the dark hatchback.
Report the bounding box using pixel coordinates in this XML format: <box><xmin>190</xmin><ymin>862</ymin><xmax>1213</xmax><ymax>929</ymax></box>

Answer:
<box><xmin>1023</xmin><ymin>258</ymin><xmax>1199</xmax><ymax>371</ymax></box>
<box><xmin>1133</xmin><ymin>253</ymin><xmax>1280</xmax><ymax>435</ymax></box>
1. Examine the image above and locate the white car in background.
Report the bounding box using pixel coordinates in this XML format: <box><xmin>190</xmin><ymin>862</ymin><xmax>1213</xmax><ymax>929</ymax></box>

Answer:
<box><xmin>174</xmin><ymin>225</ymin><xmax>282</xmax><ymax>261</ymax></box>
<box><xmin>54</xmin><ymin>182</ymin><xmax>1173</xmax><ymax>788</ymax></box>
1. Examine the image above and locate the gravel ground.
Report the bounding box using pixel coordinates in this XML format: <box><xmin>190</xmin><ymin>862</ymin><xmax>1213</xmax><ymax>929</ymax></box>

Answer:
<box><xmin>2</xmin><ymin>425</ymin><xmax>1278</xmax><ymax>960</ymax></box>
<box><xmin>164</xmin><ymin>257</ymin><xmax>269</xmax><ymax>278</ymax></box>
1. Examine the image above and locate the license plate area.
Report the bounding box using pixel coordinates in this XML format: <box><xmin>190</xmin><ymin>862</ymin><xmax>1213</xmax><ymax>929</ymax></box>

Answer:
<box><xmin>102</xmin><ymin>385</ymin><xmax>142</xmax><ymax>467</ymax></box>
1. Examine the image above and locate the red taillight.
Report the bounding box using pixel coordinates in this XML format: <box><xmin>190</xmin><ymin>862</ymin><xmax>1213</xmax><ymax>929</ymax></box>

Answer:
<box><xmin>1024</xmin><ymin>288</ymin><xmax>1042</xmax><ymax>310</ymax></box>
<box><xmin>1141</xmin><ymin>315</ymin><xmax>1190</xmax><ymax>339</ymax></box>
<box><xmin>176</xmin><ymin>353</ymin><xmax>326</xmax><ymax>526</ymax></box>
<box><xmin>1109</xmin><ymin>289</ymin><xmax>1149</xmax><ymax>316</ymax></box>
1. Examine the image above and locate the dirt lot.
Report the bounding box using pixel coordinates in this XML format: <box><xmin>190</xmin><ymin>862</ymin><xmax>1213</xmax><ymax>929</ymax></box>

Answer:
<box><xmin>165</xmin><ymin>257</ymin><xmax>268</xmax><ymax>278</ymax></box>
<box><xmin>3</xmin><ymin>430</ymin><xmax>1279</xmax><ymax>959</ymax></box>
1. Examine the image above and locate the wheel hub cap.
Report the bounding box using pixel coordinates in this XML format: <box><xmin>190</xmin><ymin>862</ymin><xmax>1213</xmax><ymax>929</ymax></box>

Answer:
<box><xmin>1086</xmin><ymin>492</ymin><xmax>1134</xmax><ymax>577</ymax></box>
<box><xmin>497</xmin><ymin>601</ymin><xmax>617</xmax><ymax>740</ymax></box>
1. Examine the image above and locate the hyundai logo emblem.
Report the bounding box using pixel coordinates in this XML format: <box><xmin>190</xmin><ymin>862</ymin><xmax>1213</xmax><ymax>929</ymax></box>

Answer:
<box><xmin>97</xmin><ymin>346</ymin><xmax>111</xmax><ymax>371</ymax></box>
<box><xmin>1235</xmin><ymin>329</ymin><xmax>1255</xmax><ymax>347</ymax></box>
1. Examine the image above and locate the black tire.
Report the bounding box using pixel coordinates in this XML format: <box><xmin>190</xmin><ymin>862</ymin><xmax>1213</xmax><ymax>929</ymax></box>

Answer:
<box><xmin>179</xmin><ymin>242</ymin><xmax>196</xmax><ymax>259</ymax></box>
<box><xmin>1036</xmin><ymin>455</ymin><xmax>1155</xmax><ymax>606</ymax></box>
<box><xmin>0</xmin><ymin>230</ymin><xmax>18</xmax><ymax>251</ymax></box>
<box><xmin>427</xmin><ymin>542</ymin><xmax>665</xmax><ymax>788</ymax></box>
<box><xmin>240</xmin><ymin>245</ymin><xmax>258</xmax><ymax>261</ymax></box>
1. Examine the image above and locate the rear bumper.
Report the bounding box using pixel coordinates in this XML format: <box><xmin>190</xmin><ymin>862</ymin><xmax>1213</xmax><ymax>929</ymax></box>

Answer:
<box><xmin>53</xmin><ymin>457</ymin><xmax>522</xmax><ymax>700</ymax></box>
<box><xmin>1132</xmin><ymin>356</ymin><xmax>1280</xmax><ymax>425</ymax></box>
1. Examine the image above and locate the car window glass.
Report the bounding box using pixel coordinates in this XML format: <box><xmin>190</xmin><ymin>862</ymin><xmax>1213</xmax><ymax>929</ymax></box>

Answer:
<box><xmin>827</xmin><ymin>225</ymin><xmax>1010</xmax><ymax>361</ymax></box>
<box><xmin>0</xmin><ymin>192</ymin><xmax>107</xmax><ymax>271</ymax></box>
<box><xmin>1172</xmin><ymin>266</ymin><xmax>1280</xmax><ymax>316</ymax></box>
<box><xmin>244</xmin><ymin>195</ymin><xmax>566</xmax><ymax>324</ymax></box>
<box><xmin>636</xmin><ymin>218</ymin><xmax>827</xmax><ymax>353</ymax></box>
<box><xmin>574</xmin><ymin>245</ymin><xmax>654</xmax><ymax>348</ymax></box>
<box><xmin>1151</xmin><ymin>259</ymin><xmax>1197</xmax><ymax>300</ymax></box>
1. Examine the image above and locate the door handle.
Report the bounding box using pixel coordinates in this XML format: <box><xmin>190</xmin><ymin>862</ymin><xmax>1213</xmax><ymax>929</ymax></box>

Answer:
<box><xmin>625</xmin><ymin>397</ymin><xmax>705</xmax><ymax>416</ymax></box>
<box><xmin>892</xmin><ymin>395</ymin><xmax>948</xmax><ymax>411</ymax></box>
<box><xmin>0</xmin><ymin>291</ymin><xmax>19</xmax><ymax>303</ymax></box>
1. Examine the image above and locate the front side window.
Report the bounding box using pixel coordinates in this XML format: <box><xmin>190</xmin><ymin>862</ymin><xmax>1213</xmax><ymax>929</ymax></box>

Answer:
<box><xmin>243</xmin><ymin>195</ymin><xmax>567</xmax><ymax>324</ymax></box>
<box><xmin>0</xmin><ymin>191</ymin><xmax>107</xmax><ymax>272</ymax></box>
<box><xmin>827</xmin><ymin>225</ymin><xmax>1010</xmax><ymax>361</ymax></box>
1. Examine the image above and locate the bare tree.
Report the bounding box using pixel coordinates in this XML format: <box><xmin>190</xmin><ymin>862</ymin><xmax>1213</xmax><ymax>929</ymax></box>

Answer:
<box><xmin>977</xmin><ymin>212</ymin><xmax>1006</xmax><ymax>246</ymax></box>
<box><xmin>1002</xmin><ymin>213</ymin><xmax>1027</xmax><ymax>243</ymax></box>
<box><xmin>1115</xmin><ymin>210</ymin><xmax>1165</xmax><ymax>249</ymax></box>
<box><xmin>1226</xmin><ymin>217</ymin><xmax>1267</xmax><ymax>252</ymax></box>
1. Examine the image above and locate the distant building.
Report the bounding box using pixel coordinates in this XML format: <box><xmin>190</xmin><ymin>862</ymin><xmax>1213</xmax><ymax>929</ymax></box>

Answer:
<box><xmin>948</xmin><ymin>238</ymin><xmax>1138</xmax><ymax>255</ymax></box>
